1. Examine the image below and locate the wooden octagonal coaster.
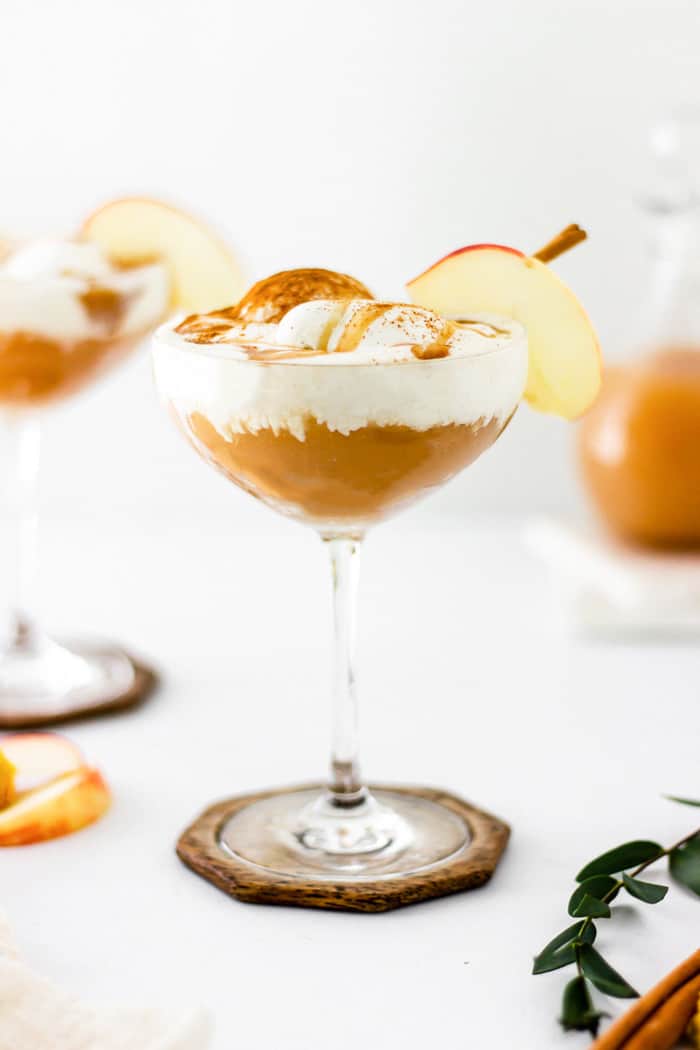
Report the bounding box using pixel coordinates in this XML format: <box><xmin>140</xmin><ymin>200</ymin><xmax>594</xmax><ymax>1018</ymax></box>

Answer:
<box><xmin>0</xmin><ymin>656</ymin><xmax>159</xmax><ymax>730</ymax></box>
<box><xmin>177</xmin><ymin>783</ymin><xmax>510</xmax><ymax>913</ymax></box>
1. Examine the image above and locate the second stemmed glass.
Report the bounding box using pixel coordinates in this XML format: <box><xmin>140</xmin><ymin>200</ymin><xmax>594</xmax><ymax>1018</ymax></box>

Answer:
<box><xmin>0</xmin><ymin>239</ymin><xmax>169</xmax><ymax>721</ymax></box>
<box><xmin>0</xmin><ymin>196</ymin><xmax>245</xmax><ymax>723</ymax></box>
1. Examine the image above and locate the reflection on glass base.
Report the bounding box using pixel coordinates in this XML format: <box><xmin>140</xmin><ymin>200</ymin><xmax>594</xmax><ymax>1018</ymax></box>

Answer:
<box><xmin>218</xmin><ymin>787</ymin><xmax>470</xmax><ymax>880</ymax></box>
<box><xmin>0</xmin><ymin>635</ymin><xmax>136</xmax><ymax>720</ymax></box>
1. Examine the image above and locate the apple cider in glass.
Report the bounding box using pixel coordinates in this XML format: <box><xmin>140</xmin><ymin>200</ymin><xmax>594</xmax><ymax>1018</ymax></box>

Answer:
<box><xmin>157</xmin><ymin>286</ymin><xmax>524</xmax><ymax>531</ymax></box>
<box><xmin>579</xmin><ymin>347</ymin><xmax>700</xmax><ymax>547</ymax></box>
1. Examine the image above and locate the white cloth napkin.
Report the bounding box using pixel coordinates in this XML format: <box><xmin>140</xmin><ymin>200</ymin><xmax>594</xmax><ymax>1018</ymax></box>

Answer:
<box><xmin>525</xmin><ymin>517</ymin><xmax>700</xmax><ymax>636</ymax></box>
<box><xmin>0</xmin><ymin>915</ymin><xmax>211</xmax><ymax>1050</ymax></box>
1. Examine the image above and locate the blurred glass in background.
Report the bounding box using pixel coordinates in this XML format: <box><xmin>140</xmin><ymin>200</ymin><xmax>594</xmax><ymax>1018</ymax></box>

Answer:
<box><xmin>579</xmin><ymin>109</ymin><xmax>700</xmax><ymax>549</ymax></box>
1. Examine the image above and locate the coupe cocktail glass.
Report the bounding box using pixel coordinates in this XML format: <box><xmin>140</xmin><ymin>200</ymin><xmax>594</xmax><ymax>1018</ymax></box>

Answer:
<box><xmin>0</xmin><ymin>240</ymin><xmax>168</xmax><ymax>720</ymax></box>
<box><xmin>152</xmin><ymin>322</ymin><xmax>527</xmax><ymax>881</ymax></box>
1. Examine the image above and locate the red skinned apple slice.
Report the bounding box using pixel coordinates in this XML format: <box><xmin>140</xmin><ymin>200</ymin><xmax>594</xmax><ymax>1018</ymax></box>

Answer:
<box><xmin>81</xmin><ymin>197</ymin><xmax>245</xmax><ymax>313</ymax></box>
<box><xmin>407</xmin><ymin>243</ymin><xmax>601</xmax><ymax>419</ymax></box>
<box><xmin>0</xmin><ymin>767</ymin><xmax>110</xmax><ymax>846</ymax></box>
<box><xmin>0</xmin><ymin>732</ymin><xmax>84</xmax><ymax>794</ymax></box>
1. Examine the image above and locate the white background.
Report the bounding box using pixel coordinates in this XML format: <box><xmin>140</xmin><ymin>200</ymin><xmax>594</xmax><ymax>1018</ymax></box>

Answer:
<box><xmin>2</xmin><ymin>0</ymin><xmax>699</xmax><ymax>526</ymax></box>
<box><xmin>2</xmin><ymin>4</ymin><xmax>700</xmax><ymax>1050</ymax></box>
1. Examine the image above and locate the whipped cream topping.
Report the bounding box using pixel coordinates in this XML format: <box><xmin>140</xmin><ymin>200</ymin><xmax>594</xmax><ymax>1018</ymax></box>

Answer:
<box><xmin>153</xmin><ymin>296</ymin><xmax>528</xmax><ymax>439</ymax></box>
<box><xmin>0</xmin><ymin>239</ymin><xmax>169</xmax><ymax>342</ymax></box>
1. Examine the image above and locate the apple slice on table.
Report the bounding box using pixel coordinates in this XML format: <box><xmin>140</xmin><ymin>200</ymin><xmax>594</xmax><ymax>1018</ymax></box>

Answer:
<box><xmin>407</xmin><ymin>238</ymin><xmax>601</xmax><ymax>420</ymax></box>
<box><xmin>81</xmin><ymin>197</ymin><xmax>245</xmax><ymax>312</ymax></box>
<box><xmin>0</xmin><ymin>731</ymin><xmax>84</xmax><ymax>794</ymax></box>
<box><xmin>0</xmin><ymin>732</ymin><xmax>110</xmax><ymax>845</ymax></box>
<box><xmin>0</xmin><ymin>767</ymin><xmax>110</xmax><ymax>846</ymax></box>
<box><xmin>0</xmin><ymin>748</ymin><xmax>15</xmax><ymax>809</ymax></box>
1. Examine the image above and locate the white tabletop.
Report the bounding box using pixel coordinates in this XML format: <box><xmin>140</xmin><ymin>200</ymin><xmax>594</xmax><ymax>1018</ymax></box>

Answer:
<box><xmin>2</xmin><ymin>507</ymin><xmax>698</xmax><ymax>1050</ymax></box>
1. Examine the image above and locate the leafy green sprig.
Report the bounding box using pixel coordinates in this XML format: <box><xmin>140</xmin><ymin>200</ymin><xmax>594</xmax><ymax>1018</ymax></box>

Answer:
<box><xmin>533</xmin><ymin>797</ymin><xmax>700</xmax><ymax>1037</ymax></box>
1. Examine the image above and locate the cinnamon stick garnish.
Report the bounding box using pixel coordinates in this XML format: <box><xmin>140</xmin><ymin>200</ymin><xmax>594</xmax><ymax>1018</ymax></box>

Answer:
<box><xmin>591</xmin><ymin>949</ymin><xmax>700</xmax><ymax>1050</ymax></box>
<box><xmin>532</xmin><ymin>223</ymin><xmax>587</xmax><ymax>263</ymax></box>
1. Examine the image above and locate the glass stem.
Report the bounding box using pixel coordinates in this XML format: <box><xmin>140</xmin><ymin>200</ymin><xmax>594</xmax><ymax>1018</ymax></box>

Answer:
<box><xmin>324</xmin><ymin>535</ymin><xmax>364</xmax><ymax>802</ymax></box>
<box><xmin>3</xmin><ymin>415</ymin><xmax>41</xmax><ymax>651</ymax></box>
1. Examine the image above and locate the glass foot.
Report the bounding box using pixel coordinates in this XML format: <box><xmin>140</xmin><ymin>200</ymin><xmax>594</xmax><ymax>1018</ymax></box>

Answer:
<box><xmin>0</xmin><ymin>634</ymin><xmax>136</xmax><ymax>720</ymax></box>
<box><xmin>218</xmin><ymin>787</ymin><xmax>470</xmax><ymax>880</ymax></box>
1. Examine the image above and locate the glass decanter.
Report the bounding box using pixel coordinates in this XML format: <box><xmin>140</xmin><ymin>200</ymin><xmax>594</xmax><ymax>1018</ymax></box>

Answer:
<box><xmin>579</xmin><ymin>110</ymin><xmax>700</xmax><ymax>548</ymax></box>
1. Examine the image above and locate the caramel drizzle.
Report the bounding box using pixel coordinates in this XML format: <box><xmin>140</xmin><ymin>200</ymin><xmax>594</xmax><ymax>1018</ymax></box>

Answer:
<box><xmin>237</xmin><ymin>344</ymin><xmax>327</xmax><ymax>362</ymax></box>
<box><xmin>411</xmin><ymin>342</ymin><xmax>450</xmax><ymax>360</ymax></box>
<box><xmin>176</xmin><ymin>304</ymin><xmax>510</xmax><ymax>361</ymax></box>
<box><xmin>79</xmin><ymin>286</ymin><xmax>130</xmax><ymax>331</ymax></box>
<box><xmin>452</xmin><ymin>317</ymin><xmax>511</xmax><ymax>337</ymax></box>
<box><xmin>317</xmin><ymin>308</ymin><xmax>342</xmax><ymax>352</ymax></box>
<box><xmin>332</xmin><ymin>303</ymin><xmax>395</xmax><ymax>353</ymax></box>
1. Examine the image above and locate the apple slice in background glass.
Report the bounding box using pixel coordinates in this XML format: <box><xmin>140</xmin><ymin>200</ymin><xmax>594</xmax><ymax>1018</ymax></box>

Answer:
<box><xmin>407</xmin><ymin>231</ymin><xmax>602</xmax><ymax>419</ymax></box>
<box><xmin>81</xmin><ymin>197</ymin><xmax>247</xmax><ymax>313</ymax></box>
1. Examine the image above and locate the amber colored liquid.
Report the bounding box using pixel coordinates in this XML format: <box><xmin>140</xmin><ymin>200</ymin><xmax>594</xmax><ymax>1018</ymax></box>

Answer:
<box><xmin>0</xmin><ymin>330</ymin><xmax>142</xmax><ymax>406</ymax></box>
<box><xmin>184</xmin><ymin>412</ymin><xmax>506</xmax><ymax>527</ymax></box>
<box><xmin>579</xmin><ymin>348</ymin><xmax>700</xmax><ymax>548</ymax></box>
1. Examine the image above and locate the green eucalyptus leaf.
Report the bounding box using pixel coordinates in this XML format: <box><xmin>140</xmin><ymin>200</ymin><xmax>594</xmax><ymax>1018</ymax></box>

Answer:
<box><xmin>559</xmin><ymin>975</ymin><xmax>607</xmax><ymax>1036</ymax></box>
<box><xmin>621</xmin><ymin>873</ymin><xmax>668</xmax><ymax>904</ymax></box>
<box><xmin>572</xmin><ymin>894</ymin><xmax>612</xmax><ymax>918</ymax></box>
<box><xmin>669</xmin><ymin>834</ymin><xmax>700</xmax><ymax>897</ymax></box>
<box><xmin>532</xmin><ymin>921</ymin><xmax>597</xmax><ymax>975</ymax></box>
<box><xmin>579</xmin><ymin>944</ymin><xmax>639</xmax><ymax>999</ymax></box>
<box><xmin>569</xmin><ymin>876</ymin><xmax>618</xmax><ymax>917</ymax></box>
<box><xmin>577</xmin><ymin>841</ymin><xmax>663</xmax><ymax>881</ymax></box>
<box><xmin>665</xmin><ymin>795</ymin><xmax>700</xmax><ymax>808</ymax></box>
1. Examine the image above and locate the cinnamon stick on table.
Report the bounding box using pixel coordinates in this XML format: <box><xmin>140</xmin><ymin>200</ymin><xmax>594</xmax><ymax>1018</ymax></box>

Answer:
<box><xmin>591</xmin><ymin>949</ymin><xmax>700</xmax><ymax>1050</ymax></box>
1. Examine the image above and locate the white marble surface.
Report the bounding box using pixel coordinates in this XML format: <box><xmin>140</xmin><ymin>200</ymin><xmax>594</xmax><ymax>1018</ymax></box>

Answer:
<box><xmin>1</xmin><ymin>504</ymin><xmax>698</xmax><ymax>1050</ymax></box>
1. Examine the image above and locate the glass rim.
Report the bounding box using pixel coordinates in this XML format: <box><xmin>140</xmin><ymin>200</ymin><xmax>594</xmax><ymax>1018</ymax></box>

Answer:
<box><xmin>152</xmin><ymin>319</ymin><xmax>527</xmax><ymax>368</ymax></box>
